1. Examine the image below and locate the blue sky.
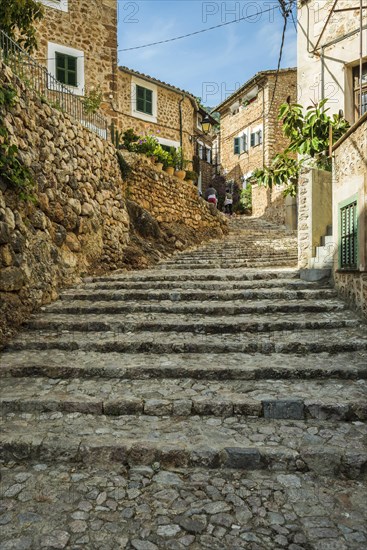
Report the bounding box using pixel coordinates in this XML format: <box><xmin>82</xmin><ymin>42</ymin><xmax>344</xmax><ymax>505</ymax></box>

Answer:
<box><xmin>117</xmin><ymin>0</ymin><xmax>297</xmax><ymax>107</ymax></box>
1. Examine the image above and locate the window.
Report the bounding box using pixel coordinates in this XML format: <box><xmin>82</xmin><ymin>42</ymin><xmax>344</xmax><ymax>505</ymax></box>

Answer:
<box><xmin>241</xmin><ymin>134</ymin><xmax>248</xmax><ymax>153</ymax></box>
<box><xmin>55</xmin><ymin>52</ymin><xmax>77</xmax><ymax>86</ymax></box>
<box><xmin>197</xmin><ymin>114</ymin><xmax>203</xmax><ymax>130</ymax></box>
<box><xmin>251</xmin><ymin>130</ymin><xmax>262</xmax><ymax>147</ymax></box>
<box><xmin>340</xmin><ymin>199</ymin><xmax>358</xmax><ymax>269</ymax></box>
<box><xmin>353</xmin><ymin>63</ymin><xmax>367</xmax><ymax>121</ymax></box>
<box><xmin>131</xmin><ymin>77</ymin><xmax>157</xmax><ymax>122</ymax></box>
<box><xmin>136</xmin><ymin>85</ymin><xmax>153</xmax><ymax>115</ymax></box>
<box><xmin>48</xmin><ymin>42</ymin><xmax>84</xmax><ymax>95</ymax></box>
<box><xmin>234</xmin><ymin>137</ymin><xmax>241</xmax><ymax>155</ymax></box>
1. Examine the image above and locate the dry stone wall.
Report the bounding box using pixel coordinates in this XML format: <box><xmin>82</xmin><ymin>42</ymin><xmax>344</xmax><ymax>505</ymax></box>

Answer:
<box><xmin>0</xmin><ymin>64</ymin><xmax>226</xmax><ymax>346</ymax></box>
<box><xmin>124</xmin><ymin>152</ymin><xmax>227</xmax><ymax>235</ymax></box>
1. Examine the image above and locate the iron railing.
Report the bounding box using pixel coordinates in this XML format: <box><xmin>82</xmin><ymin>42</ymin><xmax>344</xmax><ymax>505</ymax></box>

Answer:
<box><xmin>0</xmin><ymin>30</ymin><xmax>108</xmax><ymax>139</ymax></box>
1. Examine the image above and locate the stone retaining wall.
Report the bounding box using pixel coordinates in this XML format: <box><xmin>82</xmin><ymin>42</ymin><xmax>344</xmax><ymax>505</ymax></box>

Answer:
<box><xmin>125</xmin><ymin>153</ymin><xmax>227</xmax><ymax>233</ymax></box>
<box><xmin>0</xmin><ymin>63</ymin><xmax>226</xmax><ymax>346</ymax></box>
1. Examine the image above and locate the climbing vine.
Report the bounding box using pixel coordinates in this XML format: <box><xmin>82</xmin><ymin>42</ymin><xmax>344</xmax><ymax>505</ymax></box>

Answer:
<box><xmin>0</xmin><ymin>82</ymin><xmax>35</xmax><ymax>200</ymax></box>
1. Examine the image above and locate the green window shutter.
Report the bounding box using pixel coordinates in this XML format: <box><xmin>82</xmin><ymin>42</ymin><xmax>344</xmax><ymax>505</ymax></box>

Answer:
<box><xmin>258</xmin><ymin>130</ymin><xmax>262</xmax><ymax>145</ymax></box>
<box><xmin>234</xmin><ymin>137</ymin><xmax>240</xmax><ymax>154</ymax></box>
<box><xmin>136</xmin><ymin>85</ymin><xmax>153</xmax><ymax>115</ymax></box>
<box><xmin>250</xmin><ymin>133</ymin><xmax>255</xmax><ymax>147</ymax></box>
<box><xmin>145</xmin><ymin>88</ymin><xmax>153</xmax><ymax>114</ymax></box>
<box><xmin>55</xmin><ymin>52</ymin><xmax>77</xmax><ymax>86</ymax></box>
<box><xmin>340</xmin><ymin>200</ymin><xmax>358</xmax><ymax>269</ymax></box>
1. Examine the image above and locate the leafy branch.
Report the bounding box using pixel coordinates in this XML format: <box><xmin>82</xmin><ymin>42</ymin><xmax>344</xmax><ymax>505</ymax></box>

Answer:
<box><xmin>0</xmin><ymin>0</ymin><xmax>44</xmax><ymax>53</ymax></box>
<box><xmin>251</xmin><ymin>99</ymin><xmax>349</xmax><ymax>196</ymax></box>
<box><xmin>0</xmin><ymin>83</ymin><xmax>35</xmax><ymax>201</ymax></box>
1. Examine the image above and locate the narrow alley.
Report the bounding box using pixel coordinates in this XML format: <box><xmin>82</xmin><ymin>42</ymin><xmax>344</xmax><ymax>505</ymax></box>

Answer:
<box><xmin>1</xmin><ymin>217</ymin><xmax>366</xmax><ymax>550</ymax></box>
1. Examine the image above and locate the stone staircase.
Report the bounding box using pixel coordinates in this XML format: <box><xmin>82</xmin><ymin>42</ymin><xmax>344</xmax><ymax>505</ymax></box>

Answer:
<box><xmin>0</xmin><ymin>217</ymin><xmax>366</xmax><ymax>549</ymax></box>
<box><xmin>308</xmin><ymin>225</ymin><xmax>334</xmax><ymax>270</ymax></box>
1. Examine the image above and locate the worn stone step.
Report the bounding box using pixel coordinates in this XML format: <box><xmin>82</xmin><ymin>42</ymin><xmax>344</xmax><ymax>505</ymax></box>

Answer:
<box><xmin>59</xmin><ymin>288</ymin><xmax>338</xmax><ymax>302</ymax></box>
<box><xmin>1</xmin><ymin>464</ymin><xmax>365</xmax><ymax>550</ymax></box>
<box><xmin>1</xmin><ymin>377</ymin><xmax>366</xmax><ymax>421</ymax></box>
<box><xmin>1</xmin><ymin>412</ymin><xmax>366</xmax><ymax>478</ymax></box>
<box><xmin>158</xmin><ymin>260</ymin><xmax>298</xmax><ymax>270</ymax></box>
<box><xmin>5</xmin><ymin>327</ymin><xmax>367</xmax><ymax>354</ymax></box>
<box><xmin>23</xmin><ymin>310</ymin><xmax>360</xmax><ymax>334</ymax></box>
<box><xmin>171</xmin><ymin>253</ymin><xmax>298</xmax><ymax>260</ymax></box>
<box><xmin>81</xmin><ymin>278</ymin><xmax>319</xmax><ymax>291</ymax></box>
<box><xmin>43</xmin><ymin>298</ymin><xmax>347</xmax><ymax>316</ymax></box>
<box><xmin>83</xmin><ymin>268</ymin><xmax>301</xmax><ymax>283</ymax></box>
<box><xmin>2</xmin><ymin>351</ymin><xmax>366</xmax><ymax>381</ymax></box>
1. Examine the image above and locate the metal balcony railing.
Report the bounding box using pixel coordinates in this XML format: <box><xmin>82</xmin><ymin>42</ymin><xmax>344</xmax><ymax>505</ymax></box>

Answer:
<box><xmin>0</xmin><ymin>30</ymin><xmax>108</xmax><ymax>139</ymax></box>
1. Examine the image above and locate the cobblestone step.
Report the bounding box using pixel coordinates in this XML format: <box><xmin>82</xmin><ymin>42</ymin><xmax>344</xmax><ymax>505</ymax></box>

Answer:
<box><xmin>168</xmin><ymin>253</ymin><xmax>298</xmax><ymax>261</ymax></box>
<box><xmin>1</xmin><ymin>216</ymin><xmax>366</xmax><ymax>545</ymax></box>
<box><xmin>43</xmin><ymin>298</ymin><xmax>347</xmax><ymax>316</ymax></box>
<box><xmin>83</xmin><ymin>268</ymin><xmax>301</xmax><ymax>283</ymax></box>
<box><xmin>23</xmin><ymin>311</ymin><xmax>360</xmax><ymax>334</ymax></box>
<box><xmin>59</xmin><ymin>288</ymin><xmax>338</xmax><ymax>302</ymax></box>
<box><xmin>157</xmin><ymin>264</ymin><xmax>298</xmax><ymax>270</ymax></box>
<box><xmin>81</xmin><ymin>278</ymin><xmax>319</xmax><ymax>291</ymax></box>
<box><xmin>1</xmin><ymin>464</ymin><xmax>365</xmax><ymax>550</ymax></box>
<box><xmin>1</xmin><ymin>412</ymin><xmax>366</xmax><ymax>478</ymax></box>
<box><xmin>6</xmin><ymin>327</ymin><xmax>367</xmax><ymax>354</ymax></box>
<box><xmin>1</xmin><ymin>377</ymin><xmax>365</xmax><ymax>421</ymax></box>
<box><xmin>1</xmin><ymin>351</ymin><xmax>367</xmax><ymax>380</ymax></box>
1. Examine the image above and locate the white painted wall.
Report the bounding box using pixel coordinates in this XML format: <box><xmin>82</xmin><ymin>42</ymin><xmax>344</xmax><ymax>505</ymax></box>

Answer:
<box><xmin>297</xmin><ymin>0</ymin><xmax>367</xmax><ymax>122</ymax></box>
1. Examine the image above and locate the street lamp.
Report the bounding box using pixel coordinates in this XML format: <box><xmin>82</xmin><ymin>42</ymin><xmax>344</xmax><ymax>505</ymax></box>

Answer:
<box><xmin>201</xmin><ymin>114</ymin><xmax>212</xmax><ymax>135</ymax></box>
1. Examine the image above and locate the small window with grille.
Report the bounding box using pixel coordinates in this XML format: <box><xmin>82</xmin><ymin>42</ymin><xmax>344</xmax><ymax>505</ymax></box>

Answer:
<box><xmin>339</xmin><ymin>198</ymin><xmax>358</xmax><ymax>270</ymax></box>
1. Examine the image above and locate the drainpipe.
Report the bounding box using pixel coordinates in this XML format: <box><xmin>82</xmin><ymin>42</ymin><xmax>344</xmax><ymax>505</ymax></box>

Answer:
<box><xmin>321</xmin><ymin>46</ymin><xmax>325</xmax><ymax>102</ymax></box>
<box><xmin>261</xmin><ymin>84</ymin><xmax>266</xmax><ymax>167</ymax></box>
<box><xmin>179</xmin><ymin>95</ymin><xmax>185</xmax><ymax>169</ymax></box>
<box><xmin>360</xmin><ymin>0</ymin><xmax>363</xmax><ymax>118</ymax></box>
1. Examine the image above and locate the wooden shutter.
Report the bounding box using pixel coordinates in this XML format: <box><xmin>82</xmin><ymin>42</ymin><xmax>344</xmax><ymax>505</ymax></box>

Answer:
<box><xmin>234</xmin><ymin>137</ymin><xmax>240</xmax><ymax>154</ymax></box>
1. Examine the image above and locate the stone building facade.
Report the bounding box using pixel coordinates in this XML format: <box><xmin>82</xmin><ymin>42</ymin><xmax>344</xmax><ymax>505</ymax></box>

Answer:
<box><xmin>332</xmin><ymin>114</ymin><xmax>367</xmax><ymax>318</ymax></box>
<box><xmin>116</xmin><ymin>67</ymin><xmax>203</xmax><ymax>166</ymax></box>
<box><xmin>35</xmin><ymin>0</ymin><xmax>118</xmax><ymax>122</ymax></box>
<box><xmin>297</xmin><ymin>1</ymin><xmax>366</xmax><ymax>319</ymax></box>
<box><xmin>298</xmin><ymin>0</ymin><xmax>367</xmax><ymax>122</ymax></box>
<box><xmin>214</xmin><ymin>68</ymin><xmax>297</xmax><ymax>223</ymax></box>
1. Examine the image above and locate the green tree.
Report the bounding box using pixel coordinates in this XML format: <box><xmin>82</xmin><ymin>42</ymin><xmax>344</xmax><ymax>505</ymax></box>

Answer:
<box><xmin>0</xmin><ymin>0</ymin><xmax>44</xmax><ymax>52</ymax></box>
<box><xmin>252</xmin><ymin>99</ymin><xmax>349</xmax><ymax>197</ymax></box>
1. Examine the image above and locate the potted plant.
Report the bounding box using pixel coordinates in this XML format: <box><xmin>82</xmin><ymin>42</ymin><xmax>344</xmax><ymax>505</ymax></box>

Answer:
<box><xmin>135</xmin><ymin>134</ymin><xmax>159</xmax><ymax>160</ymax></box>
<box><xmin>184</xmin><ymin>170</ymin><xmax>198</xmax><ymax>185</ymax></box>
<box><xmin>153</xmin><ymin>144</ymin><xmax>166</xmax><ymax>170</ymax></box>
<box><xmin>173</xmin><ymin>147</ymin><xmax>186</xmax><ymax>180</ymax></box>
<box><xmin>122</xmin><ymin>128</ymin><xmax>140</xmax><ymax>151</ymax></box>
<box><xmin>164</xmin><ymin>146</ymin><xmax>176</xmax><ymax>175</ymax></box>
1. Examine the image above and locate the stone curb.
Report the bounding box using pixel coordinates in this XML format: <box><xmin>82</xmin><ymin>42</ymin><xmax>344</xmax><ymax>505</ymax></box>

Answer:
<box><xmin>0</xmin><ymin>396</ymin><xmax>366</xmax><ymax>421</ymax></box>
<box><xmin>0</xmin><ymin>437</ymin><xmax>365</xmax><ymax>479</ymax></box>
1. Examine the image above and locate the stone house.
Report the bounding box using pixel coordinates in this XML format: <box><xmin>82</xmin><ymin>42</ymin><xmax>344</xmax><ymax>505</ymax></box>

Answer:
<box><xmin>297</xmin><ymin>0</ymin><xmax>366</xmax><ymax>316</ymax></box>
<box><xmin>298</xmin><ymin>0</ymin><xmax>366</xmax><ymax>123</ymax></box>
<box><xmin>35</xmin><ymin>0</ymin><xmax>118</xmax><ymax>122</ymax></box>
<box><xmin>32</xmin><ymin>1</ymin><xmax>218</xmax><ymax>179</ymax></box>
<box><xmin>117</xmin><ymin>67</ymin><xmax>216</xmax><ymax>170</ymax></box>
<box><xmin>214</xmin><ymin>68</ymin><xmax>297</xmax><ymax>224</ymax></box>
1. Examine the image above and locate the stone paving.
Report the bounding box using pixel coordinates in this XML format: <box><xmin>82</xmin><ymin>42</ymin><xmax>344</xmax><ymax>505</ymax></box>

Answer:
<box><xmin>1</xmin><ymin>217</ymin><xmax>367</xmax><ymax>549</ymax></box>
